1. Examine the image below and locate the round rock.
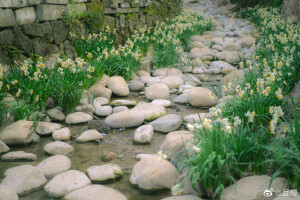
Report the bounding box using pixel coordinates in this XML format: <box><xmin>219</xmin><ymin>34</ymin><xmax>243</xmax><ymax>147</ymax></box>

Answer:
<box><xmin>132</xmin><ymin>103</ymin><xmax>166</xmax><ymax>121</ymax></box>
<box><xmin>145</xmin><ymin>83</ymin><xmax>169</xmax><ymax>100</ymax></box>
<box><xmin>36</xmin><ymin>122</ymin><xmax>63</xmax><ymax>136</ymax></box>
<box><xmin>133</xmin><ymin>125</ymin><xmax>154</xmax><ymax>144</ymax></box>
<box><xmin>0</xmin><ymin>185</ymin><xmax>19</xmax><ymax>200</ymax></box>
<box><xmin>46</xmin><ymin>108</ymin><xmax>65</xmax><ymax>121</ymax></box>
<box><xmin>130</xmin><ymin>157</ymin><xmax>179</xmax><ymax>191</ymax></box>
<box><xmin>161</xmin><ymin>76</ymin><xmax>184</xmax><ymax>89</ymax></box>
<box><xmin>112</xmin><ymin>106</ymin><xmax>128</xmax><ymax>113</ymax></box>
<box><xmin>188</xmin><ymin>87</ymin><xmax>218</xmax><ymax>107</ymax></box>
<box><xmin>162</xmin><ymin>196</ymin><xmax>204</xmax><ymax>200</ymax></box>
<box><xmin>76</xmin><ymin>129</ymin><xmax>103</xmax><ymax>143</ymax></box>
<box><xmin>149</xmin><ymin>114</ymin><xmax>182</xmax><ymax>133</ymax></box>
<box><xmin>37</xmin><ymin>155</ymin><xmax>71</xmax><ymax>178</ymax></box>
<box><xmin>151</xmin><ymin>99</ymin><xmax>172</xmax><ymax>107</ymax></box>
<box><xmin>95</xmin><ymin>106</ymin><xmax>113</xmax><ymax>117</ymax></box>
<box><xmin>44</xmin><ymin>141</ymin><xmax>74</xmax><ymax>155</ymax></box>
<box><xmin>128</xmin><ymin>80</ymin><xmax>144</xmax><ymax>92</ymax></box>
<box><xmin>105</xmin><ymin>110</ymin><xmax>145</xmax><ymax>128</ymax></box>
<box><xmin>1</xmin><ymin>151</ymin><xmax>37</xmax><ymax>161</ymax></box>
<box><xmin>65</xmin><ymin>112</ymin><xmax>93</xmax><ymax>125</ymax></box>
<box><xmin>87</xmin><ymin>164</ymin><xmax>123</xmax><ymax>183</ymax></box>
<box><xmin>107</xmin><ymin>76</ymin><xmax>129</xmax><ymax>97</ymax></box>
<box><xmin>64</xmin><ymin>185</ymin><xmax>127</xmax><ymax>200</ymax></box>
<box><xmin>44</xmin><ymin>170</ymin><xmax>91</xmax><ymax>198</ymax></box>
<box><xmin>111</xmin><ymin>100</ymin><xmax>136</xmax><ymax>107</ymax></box>
<box><xmin>52</xmin><ymin>127</ymin><xmax>71</xmax><ymax>141</ymax></box>
<box><xmin>1</xmin><ymin>165</ymin><xmax>47</xmax><ymax>195</ymax></box>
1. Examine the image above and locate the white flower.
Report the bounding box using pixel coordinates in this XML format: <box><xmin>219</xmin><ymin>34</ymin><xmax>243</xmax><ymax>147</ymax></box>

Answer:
<box><xmin>233</xmin><ymin>116</ymin><xmax>242</xmax><ymax>127</ymax></box>
<box><xmin>245</xmin><ymin>111</ymin><xmax>256</xmax><ymax>123</ymax></box>
<box><xmin>193</xmin><ymin>146</ymin><xmax>201</xmax><ymax>153</ymax></box>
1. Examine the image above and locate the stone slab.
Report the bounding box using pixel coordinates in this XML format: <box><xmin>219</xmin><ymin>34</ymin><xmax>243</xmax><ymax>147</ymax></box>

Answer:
<box><xmin>15</xmin><ymin>7</ymin><xmax>36</xmax><ymax>25</ymax></box>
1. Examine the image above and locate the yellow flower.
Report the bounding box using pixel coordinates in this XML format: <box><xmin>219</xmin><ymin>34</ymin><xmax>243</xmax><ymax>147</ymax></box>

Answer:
<box><xmin>11</xmin><ymin>80</ymin><xmax>18</xmax><ymax>86</ymax></box>
<box><xmin>16</xmin><ymin>89</ymin><xmax>21</xmax><ymax>97</ymax></box>
<box><xmin>30</xmin><ymin>89</ymin><xmax>33</xmax><ymax>94</ymax></box>
<box><xmin>208</xmin><ymin>91</ymin><xmax>214</xmax><ymax>99</ymax></box>
<box><xmin>36</xmin><ymin>95</ymin><xmax>39</xmax><ymax>102</ymax></box>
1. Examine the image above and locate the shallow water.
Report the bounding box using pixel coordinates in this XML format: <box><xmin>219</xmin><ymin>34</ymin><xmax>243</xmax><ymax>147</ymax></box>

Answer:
<box><xmin>0</xmin><ymin>91</ymin><xmax>208</xmax><ymax>200</ymax></box>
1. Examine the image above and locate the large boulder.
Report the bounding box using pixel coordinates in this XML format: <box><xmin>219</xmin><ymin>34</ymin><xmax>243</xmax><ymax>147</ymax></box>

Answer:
<box><xmin>64</xmin><ymin>185</ymin><xmax>127</xmax><ymax>200</ymax></box>
<box><xmin>0</xmin><ymin>185</ymin><xmax>19</xmax><ymax>200</ymax></box>
<box><xmin>237</xmin><ymin>36</ymin><xmax>256</xmax><ymax>49</ymax></box>
<box><xmin>37</xmin><ymin>155</ymin><xmax>71</xmax><ymax>178</ymax></box>
<box><xmin>104</xmin><ymin>110</ymin><xmax>145</xmax><ymax>128</ymax></box>
<box><xmin>149</xmin><ymin>114</ymin><xmax>182</xmax><ymax>133</ymax></box>
<box><xmin>188</xmin><ymin>87</ymin><xmax>218</xmax><ymax>107</ymax></box>
<box><xmin>221</xmin><ymin>175</ymin><xmax>289</xmax><ymax>200</ymax></box>
<box><xmin>1</xmin><ymin>165</ymin><xmax>47</xmax><ymax>195</ymax></box>
<box><xmin>0</xmin><ymin>120</ymin><xmax>39</xmax><ymax>145</ymax></box>
<box><xmin>87</xmin><ymin>164</ymin><xmax>123</xmax><ymax>183</ymax></box>
<box><xmin>46</xmin><ymin>108</ymin><xmax>65</xmax><ymax>122</ymax></box>
<box><xmin>159</xmin><ymin>131</ymin><xmax>193</xmax><ymax>159</ymax></box>
<box><xmin>130</xmin><ymin>157</ymin><xmax>180</xmax><ymax>191</ymax></box>
<box><xmin>75</xmin><ymin>129</ymin><xmax>103</xmax><ymax>143</ymax></box>
<box><xmin>88</xmin><ymin>85</ymin><xmax>112</xmax><ymax>100</ymax></box>
<box><xmin>132</xmin><ymin>103</ymin><xmax>166</xmax><ymax>121</ymax></box>
<box><xmin>44</xmin><ymin>170</ymin><xmax>91</xmax><ymax>198</ymax></box>
<box><xmin>221</xmin><ymin>69</ymin><xmax>245</xmax><ymax>87</ymax></box>
<box><xmin>190</xmin><ymin>48</ymin><xmax>215</xmax><ymax>61</ymax></box>
<box><xmin>145</xmin><ymin>83</ymin><xmax>169</xmax><ymax>100</ymax></box>
<box><xmin>106</xmin><ymin>76</ymin><xmax>129</xmax><ymax>97</ymax></box>
<box><xmin>217</xmin><ymin>51</ymin><xmax>241</xmax><ymax>65</ymax></box>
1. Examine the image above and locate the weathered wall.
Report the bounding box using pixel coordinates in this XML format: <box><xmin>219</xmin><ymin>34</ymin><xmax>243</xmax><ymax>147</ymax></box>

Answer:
<box><xmin>0</xmin><ymin>0</ymin><xmax>181</xmax><ymax>65</ymax></box>
<box><xmin>282</xmin><ymin>0</ymin><xmax>300</xmax><ymax>23</ymax></box>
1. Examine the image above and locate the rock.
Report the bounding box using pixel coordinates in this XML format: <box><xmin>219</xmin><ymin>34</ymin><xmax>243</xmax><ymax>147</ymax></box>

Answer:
<box><xmin>221</xmin><ymin>175</ymin><xmax>289</xmax><ymax>200</ymax></box>
<box><xmin>0</xmin><ymin>185</ymin><xmax>18</xmax><ymax>200</ymax></box>
<box><xmin>191</xmin><ymin>58</ymin><xmax>205</xmax><ymax>68</ymax></box>
<box><xmin>161</xmin><ymin>195</ymin><xmax>204</xmax><ymax>200</ymax></box>
<box><xmin>111</xmin><ymin>100</ymin><xmax>136</xmax><ymax>107</ymax></box>
<box><xmin>88</xmin><ymin>85</ymin><xmax>112</xmax><ymax>100</ymax></box>
<box><xmin>0</xmin><ymin>120</ymin><xmax>39</xmax><ymax>145</ymax></box>
<box><xmin>128</xmin><ymin>80</ymin><xmax>144</xmax><ymax>91</ymax></box>
<box><xmin>189</xmin><ymin>41</ymin><xmax>206</xmax><ymax>50</ymax></box>
<box><xmin>217</xmin><ymin>51</ymin><xmax>241</xmax><ymax>65</ymax></box>
<box><xmin>87</xmin><ymin>164</ymin><xmax>123</xmax><ymax>183</ymax></box>
<box><xmin>273</xmin><ymin>195</ymin><xmax>300</xmax><ymax>200</ymax></box>
<box><xmin>105</xmin><ymin>110</ymin><xmax>144</xmax><ymax>128</ymax></box>
<box><xmin>212</xmin><ymin>44</ymin><xmax>223</xmax><ymax>51</ymax></box>
<box><xmin>113</xmin><ymin>106</ymin><xmax>128</xmax><ymax>113</ymax></box>
<box><xmin>177</xmin><ymin>169</ymin><xmax>205</xmax><ymax>196</ymax></box>
<box><xmin>159</xmin><ymin>131</ymin><xmax>193</xmax><ymax>159</ymax></box>
<box><xmin>221</xmin><ymin>69</ymin><xmax>245</xmax><ymax>87</ymax></box>
<box><xmin>210</xmin><ymin>61</ymin><xmax>234</xmax><ymax>70</ymax></box>
<box><xmin>65</xmin><ymin>112</ymin><xmax>93</xmax><ymax>125</ymax></box>
<box><xmin>223</xmin><ymin>42</ymin><xmax>241</xmax><ymax>51</ymax></box>
<box><xmin>37</xmin><ymin>155</ymin><xmax>71</xmax><ymax>178</ymax></box>
<box><xmin>107</xmin><ymin>76</ymin><xmax>129</xmax><ymax>97</ymax></box>
<box><xmin>46</xmin><ymin>108</ymin><xmax>65</xmax><ymax>121</ymax></box>
<box><xmin>0</xmin><ymin>139</ymin><xmax>10</xmax><ymax>153</ymax></box>
<box><xmin>136</xmin><ymin>154</ymin><xmax>158</xmax><ymax>160</ymax></box>
<box><xmin>174</xmin><ymin>93</ymin><xmax>189</xmax><ymax>104</ymax></box>
<box><xmin>190</xmin><ymin>35</ymin><xmax>210</xmax><ymax>46</ymax></box>
<box><xmin>167</xmin><ymin>68</ymin><xmax>182</xmax><ymax>77</ymax></box>
<box><xmin>64</xmin><ymin>185</ymin><xmax>127</xmax><ymax>200</ymax></box>
<box><xmin>130</xmin><ymin>157</ymin><xmax>179</xmax><ymax>191</ymax></box>
<box><xmin>88</xmin><ymin>120</ymin><xmax>111</xmax><ymax>133</ymax></box>
<box><xmin>132</xmin><ymin>103</ymin><xmax>166</xmax><ymax>121</ymax></box>
<box><xmin>161</xmin><ymin>76</ymin><xmax>184</xmax><ymax>89</ymax></box>
<box><xmin>52</xmin><ymin>127</ymin><xmax>71</xmax><ymax>141</ymax></box>
<box><xmin>95</xmin><ymin>106</ymin><xmax>113</xmax><ymax>117</ymax></box>
<box><xmin>93</xmin><ymin>97</ymin><xmax>109</xmax><ymax>107</ymax></box>
<box><xmin>0</xmin><ymin>9</ymin><xmax>16</xmax><ymax>27</ymax></box>
<box><xmin>188</xmin><ymin>87</ymin><xmax>218</xmax><ymax>107</ymax></box>
<box><xmin>1</xmin><ymin>165</ymin><xmax>47</xmax><ymax>195</ymax></box>
<box><xmin>44</xmin><ymin>170</ymin><xmax>91</xmax><ymax>198</ymax></box>
<box><xmin>146</xmin><ymin>77</ymin><xmax>162</xmax><ymax>86</ymax></box>
<box><xmin>183</xmin><ymin>113</ymin><xmax>209</xmax><ymax>123</ymax></box>
<box><xmin>237</xmin><ymin>36</ymin><xmax>256</xmax><ymax>49</ymax></box>
<box><xmin>211</xmin><ymin>37</ymin><xmax>224</xmax><ymax>45</ymax></box>
<box><xmin>12</xmin><ymin>26</ymin><xmax>33</xmax><ymax>54</ymax></box>
<box><xmin>102</xmin><ymin>151</ymin><xmax>116</xmax><ymax>162</ymax></box>
<box><xmin>145</xmin><ymin>83</ymin><xmax>169</xmax><ymax>100</ymax></box>
<box><xmin>190</xmin><ymin>48</ymin><xmax>215</xmax><ymax>60</ymax></box>
<box><xmin>192</xmin><ymin>67</ymin><xmax>204</xmax><ymax>74</ymax></box>
<box><xmin>149</xmin><ymin>114</ymin><xmax>182</xmax><ymax>133</ymax></box>
<box><xmin>151</xmin><ymin>99</ymin><xmax>172</xmax><ymax>107</ymax></box>
<box><xmin>36</xmin><ymin>122</ymin><xmax>62</xmax><ymax>136</ymax></box>
<box><xmin>74</xmin><ymin>104</ymin><xmax>95</xmax><ymax>113</ymax></box>
<box><xmin>44</xmin><ymin>141</ymin><xmax>74</xmax><ymax>155</ymax></box>
<box><xmin>222</xmin><ymin>68</ymin><xmax>237</xmax><ymax>75</ymax></box>
<box><xmin>133</xmin><ymin>125</ymin><xmax>153</xmax><ymax>144</ymax></box>
<box><xmin>1</xmin><ymin>151</ymin><xmax>37</xmax><ymax>161</ymax></box>
<box><xmin>76</xmin><ymin>129</ymin><xmax>103</xmax><ymax>143</ymax></box>
<box><xmin>153</xmin><ymin>68</ymin><xmax>168</xmax><ymax>77</ymax></box>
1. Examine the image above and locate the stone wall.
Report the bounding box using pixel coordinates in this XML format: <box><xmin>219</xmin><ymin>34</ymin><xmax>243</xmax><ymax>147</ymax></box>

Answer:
<box><xmin>0</xmin><ymin>0</ymin><xmax>181</xmax><ymax>65</ymax></box>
